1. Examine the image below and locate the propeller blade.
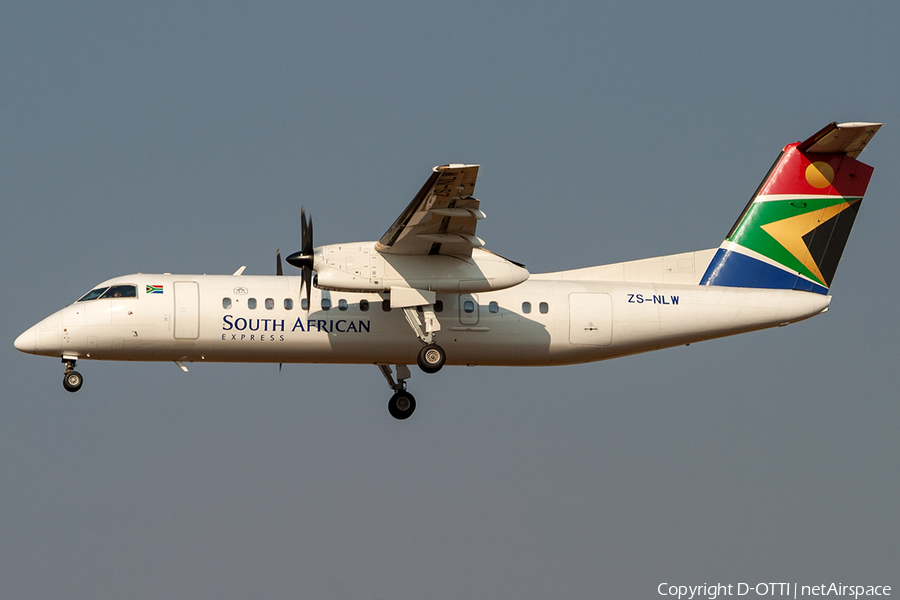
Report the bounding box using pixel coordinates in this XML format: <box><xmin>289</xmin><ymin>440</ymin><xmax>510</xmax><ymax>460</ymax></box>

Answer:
<box><xmin>286</xmin><ymin>207</ymin><xmax>315</xmax><ymax>310</ymax></box>
<box><xmin>276</xmin><ymin>249</ymin><xmax>283</xmax><ymax>276</ymax></box>
<box><xmin>303</xmin><ymin>266</ymin><xmax>312</xmax><ymax>310</ymax></box>
<box><xmin>301</xmin><ymin>208</ymin><xmax>311</xmax><ymax>255</ymax></box>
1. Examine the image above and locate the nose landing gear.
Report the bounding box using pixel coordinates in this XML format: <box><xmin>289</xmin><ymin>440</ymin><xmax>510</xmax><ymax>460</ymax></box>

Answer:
<box><xmin>62</xmin><ymin>358</ymin><xmax>83</xmax><ymax>393</ymax></box>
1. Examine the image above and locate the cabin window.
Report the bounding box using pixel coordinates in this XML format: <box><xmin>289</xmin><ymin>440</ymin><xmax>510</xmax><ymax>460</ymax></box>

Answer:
<box><xmin>539</xmin><ymin>302</ymin><xmax>549</xmax><ymax>314</ymax></box>
<box><xmin>359</xmin><ymin>299</ymin><xmax>369</xmax><ymax>311</ymax></box>
<box><xmin>463</xmin><ymin>299</ymin><xmax>475</xmax><ymax>313</ymax></box>
<box><xmin>223</xmin><ymin>298</ymin><xmax>232</xmax><ymax>309</ymax></box>
<box><xmin>338</xmin><ymin>299</ymin><xmax>348</xmax><ymax>311</ymax></box>
<box><xmin>434</xmin><ymin>300</ymin><xmax>443</xmax><ymax>312</ymax></box>
<box><xmin>284</xmin><ymin>298</ymin><xmax>293</xmax><ymax>310</ymax></box>
<box><xmin>301</xmin><ymin>298</ymin><xmax>309</xmax><ymax>310</ymax></box>
<box><xmin>488</xmin><ymin>301</ymin><xmax>499</xmax><ymax>313</ymax></box>
<box><xmin>522</xmin><ymin>301</ymin><xmax>531</xmax><ymax>314</ymax></box>
<box><xmin>265</xmin><ymin>298</ymin><xmax>274</xmax><ymax>310</ymax></box>
<box><xmin>382</xmin><ymin>299</ymin><xmax>391</xmax><ymax>312</ymax></box>
<box><xmin>321</xmin><ymin>297</ymin><xmax>332</xmax><ymax>310</ymax></box>
<box><xmin>248</xmin><ymin>298</ymin><xmax>257</xmax><ymax>310</ymax></box>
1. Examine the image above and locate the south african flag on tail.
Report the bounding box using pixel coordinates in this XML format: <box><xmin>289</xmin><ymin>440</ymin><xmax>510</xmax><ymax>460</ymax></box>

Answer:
<box><xmin>701</xmin><ymin>122</ymin><xmax>881</xmax><ymax>294</ymax></box>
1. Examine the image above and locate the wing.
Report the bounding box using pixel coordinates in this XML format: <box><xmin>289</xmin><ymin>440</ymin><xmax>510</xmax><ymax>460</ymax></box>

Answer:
<box><xmin>376</xmin><ymin>164</ymin><xmax>486</xmax><ymax>256</ymax></box>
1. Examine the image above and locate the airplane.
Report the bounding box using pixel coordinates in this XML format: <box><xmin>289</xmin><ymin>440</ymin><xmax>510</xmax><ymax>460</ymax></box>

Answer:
<box><xmin>14</xmin><ymin>121</ymin><xmax>881</xmax><ymax>420</ymax></box>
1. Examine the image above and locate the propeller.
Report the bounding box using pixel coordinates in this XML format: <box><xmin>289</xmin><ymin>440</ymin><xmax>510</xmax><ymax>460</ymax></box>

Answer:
<box><xmin>286</xmin><ymin>208</ymin><xmax>315</xmax><ymax>309</ymax></box>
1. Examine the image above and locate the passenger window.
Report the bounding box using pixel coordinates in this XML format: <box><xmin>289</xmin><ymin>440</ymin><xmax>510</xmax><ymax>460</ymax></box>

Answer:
<box><xmin>522</xmin><ymin>301</ymin><xmax>531</xmax><ymax>314</ymax></box>
<box><xmin>100</xmin><ymin>285</ymin><xmax>137</xmax><ymax>299</ymax></box>
<box><xmin>539</xmin><ymin>302</ymin><xmax>549</xmax><ymax>314</ymax></box>
<box><xmin>360</xmin><ymin>299</ymin><xmax>369</xmax><ymax>311</ymax></box>
<box><xmin>321</xmin><ymin>298</ymin><xmax>332</xmax><ymax>310</ymax></box>
<box><xmin>284</xmin><ymin>298</ymin><xmax>293</xmax><ymax>310</ymax></box>
<box><xmin>223</xmin><ymin>298</ymin><xmax>232</xmax><ymax>309</ymax></box>
<box><xmin>265</xmin><ymin>298</ymin><xmax>274</xmax><ymax>310</ymax></box>
<box><xmin>489</xmin><ymin>301</ymin><xmax>499</xmax><ymax>313</ymax></box>
<box><xmin>382</xmin><ymin>299</ymin><xmax>391</xmax><ymax>312</ymax></box>
<box><xmin>248</xmin><ymin>298</ymin><xmax>257</xmax><ymax>309</ymax></box>
<box><xmin>338</xmin><ymin>299</ymin><xmax>348</xmax><ymax>311</ymax></box>
<box><xmin>434</xmin><ymin>300</ymin><xmax>443</xmax><ymax>312</ymax></box>
<box><xmin>301</xmin><ymin>298</ymin><xmax>309</xmax><ymax>310</ymax></box>
<box><xmin>463</xmin><ymin>300</ymin><xmax>475</xmax><ymax>313</ymax></box>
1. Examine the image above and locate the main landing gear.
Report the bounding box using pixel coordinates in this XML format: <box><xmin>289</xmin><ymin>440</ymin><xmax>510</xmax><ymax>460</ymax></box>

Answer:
<box><xmin>378</xmin><ymin>364</ymin><xmax>416</xmax><ymax>420</ymax></box>
<box><xmin>417</xmin><ymin>343</ymin><xmax>446</xmax><ymax>374</ymax></box>
<box><xmin>62</xmin><ymin>358</ymin><xmax>83</xmax><ymax>393</ymax></box>
<box><xmin>381</xmin><ymin>296</ymin><xmax>448</xmax><ymax>420</ymax></box>
<box><xmin>401</xmin><ymin>304</ymin><xmax>447</xmax><ymax>374</ymax></box>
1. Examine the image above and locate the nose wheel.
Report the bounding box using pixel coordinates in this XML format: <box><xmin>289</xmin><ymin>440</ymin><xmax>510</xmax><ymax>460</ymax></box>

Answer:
<box><xmin>62</xmin><ymin>359</ymin><xmax>83</xmax><ymax>393</ymax></box>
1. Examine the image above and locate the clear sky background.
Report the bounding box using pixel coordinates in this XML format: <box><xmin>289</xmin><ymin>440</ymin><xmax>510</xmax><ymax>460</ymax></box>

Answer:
<box><xmin>2</xmin><ymin>2</ymin><xmax>898</xmax><ymax>598</ymax></box>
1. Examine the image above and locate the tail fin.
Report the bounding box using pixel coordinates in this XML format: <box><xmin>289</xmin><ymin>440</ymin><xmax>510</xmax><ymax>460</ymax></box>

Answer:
<box><xmin>700</xmin><ymin>122</ymin><xmax>881</xmax><ymax>294</ymax></box>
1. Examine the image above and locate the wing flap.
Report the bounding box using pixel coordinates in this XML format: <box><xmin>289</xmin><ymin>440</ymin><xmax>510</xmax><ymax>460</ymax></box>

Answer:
<box><xmin>415</xmin><ymin>232</ymin><xmax>484</xmax><ymax>247</ymax></box>
<box><xmin>428</xmin><ymin>207</ymin><xmax>486</xmax><ymax>219</ymax></box>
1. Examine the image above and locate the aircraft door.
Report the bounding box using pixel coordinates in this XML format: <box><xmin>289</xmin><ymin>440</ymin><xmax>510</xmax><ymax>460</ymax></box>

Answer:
<box><xmin>568</xmin><ymin>293</ymin><xmax>612</xmax><ymax>346</ymax></box>
<box><xmin>173</xmin><ymin>281</ymin><xmax>200</xmax><ymax>339</ymax></box>
<box><xmin>458</xmin><ymin>294</ymin><xmax>479</xmax><ymax>325</ymax></box>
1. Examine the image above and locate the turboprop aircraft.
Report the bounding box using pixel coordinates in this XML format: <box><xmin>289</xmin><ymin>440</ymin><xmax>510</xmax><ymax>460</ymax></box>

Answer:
<box><xmin>14</xmin><ymin>122</ymin><xmax>881</xmax><ymax>419</ymax></box>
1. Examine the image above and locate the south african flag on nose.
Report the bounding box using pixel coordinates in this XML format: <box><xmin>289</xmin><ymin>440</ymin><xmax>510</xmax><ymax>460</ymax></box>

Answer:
<box><xmin>146</xmin><ymin>285</ymin><xmax>164</xmax><ymax>294</ymax></box>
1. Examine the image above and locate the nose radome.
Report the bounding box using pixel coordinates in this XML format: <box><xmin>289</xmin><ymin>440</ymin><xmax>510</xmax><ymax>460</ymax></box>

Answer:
<box><xmin>14</xmin><ymin>326</ymin><xmax>35</xmax><ymax>354</ymax></box>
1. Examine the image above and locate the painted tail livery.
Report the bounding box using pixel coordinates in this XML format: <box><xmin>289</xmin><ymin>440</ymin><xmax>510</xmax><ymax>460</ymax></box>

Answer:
<box><xmin>701</xmin><ymin>122</ymin><xmax>881</xmax><ymax>294</ymax></box>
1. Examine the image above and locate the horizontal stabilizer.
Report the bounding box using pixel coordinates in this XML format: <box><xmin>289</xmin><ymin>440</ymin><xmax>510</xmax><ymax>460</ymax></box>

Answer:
<box><xmin>797</xmin><ymin>122</ymin><xmax>882</xmax><ymax>158</ymax></box>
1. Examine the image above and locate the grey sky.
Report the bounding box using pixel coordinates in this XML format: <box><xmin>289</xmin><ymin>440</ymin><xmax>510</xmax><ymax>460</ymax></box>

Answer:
<box><xmin>2</xmin><ymin>2</ymin><xmax>898</xmax><ymax>598</ymax></box>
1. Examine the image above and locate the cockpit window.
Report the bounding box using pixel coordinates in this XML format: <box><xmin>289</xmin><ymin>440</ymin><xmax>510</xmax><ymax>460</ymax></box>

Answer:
<box><xmin>100</xmin><ymin>285</ymin><xmax>137</xmax><ymax>299</ymax></box>
<box><xmin>76</xmin><ymin>285</ymin><xmax>137</xmax><ymax>302</ymax></box>
<box><xmin>76</xmin><ymin>287</ymin><xmax>109</xmax><ymax>302</ymax></box>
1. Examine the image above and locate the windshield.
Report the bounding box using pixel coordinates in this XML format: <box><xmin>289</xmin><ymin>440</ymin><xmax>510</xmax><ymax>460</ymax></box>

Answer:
<box><xmin>76</xmin><ymin>287</ymin><xmax>108</xmax><ymax>302</ymax></box>
<box><xmin>100</xmin><ymin>285</ymin><xmax>137</xmax><ymax>299</ymax></box>
<box><xmin>76</xmin><ymin>284</ymin><xmax>137</xmax><ymax>302</ymax></box>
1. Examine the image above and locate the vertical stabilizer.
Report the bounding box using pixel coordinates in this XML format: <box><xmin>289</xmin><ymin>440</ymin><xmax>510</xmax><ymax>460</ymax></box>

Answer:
<box><xmin>700</xmin><ymin>122</ymin><xmax>881</xmax><ymax>294</ymax></box>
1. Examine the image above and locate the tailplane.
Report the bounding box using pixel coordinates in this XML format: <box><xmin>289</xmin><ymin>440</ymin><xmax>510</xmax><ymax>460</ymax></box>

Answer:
<box><xmin>700</xmin><ymin>122</ymin><xmax>881</xmax><ymax>294</ymax></box>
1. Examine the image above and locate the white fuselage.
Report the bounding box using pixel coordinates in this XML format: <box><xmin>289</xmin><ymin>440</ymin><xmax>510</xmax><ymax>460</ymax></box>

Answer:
<box><xmin>16</xmin><ymin>263</ymin><xmax>831</xmax><ymax>369</ymax></box>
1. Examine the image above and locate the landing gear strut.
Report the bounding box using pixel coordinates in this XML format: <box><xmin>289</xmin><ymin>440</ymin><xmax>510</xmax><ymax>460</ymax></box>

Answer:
<box><xmin>62</xmin><ymin>358</ymin><xmax>83</xmax><ymax>393</ymax></box>
<box><xmin>378</xmin><ymin>364</ymin><xmax>416</xmax><ymax>420</ymax></box>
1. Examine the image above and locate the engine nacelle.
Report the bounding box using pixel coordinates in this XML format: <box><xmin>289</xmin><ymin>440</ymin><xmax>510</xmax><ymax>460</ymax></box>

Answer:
<box><xmin>313</xmin><ymin>242</ymin><xmax>529</xmax><ymax>293</ymax></box>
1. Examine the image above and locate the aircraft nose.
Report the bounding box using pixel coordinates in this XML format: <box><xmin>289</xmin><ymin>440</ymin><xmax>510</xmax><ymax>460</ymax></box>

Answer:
<box><xmin>14</xmin><ymin>326</ymin><xmax>35</xmax><ymax>354</ymax></box>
